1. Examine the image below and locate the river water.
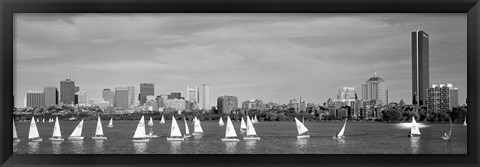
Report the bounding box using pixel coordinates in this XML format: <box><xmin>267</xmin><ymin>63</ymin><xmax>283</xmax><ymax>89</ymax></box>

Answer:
<box><xmin>13</xmin><ymin>120</ymin><xmax>467</xmax><ymax>154</ymax></box>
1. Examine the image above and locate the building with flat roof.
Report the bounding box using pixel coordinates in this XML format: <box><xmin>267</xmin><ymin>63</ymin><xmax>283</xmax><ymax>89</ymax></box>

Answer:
<box><xmin>217</xmin><ymin>95</ymin><xmax>238</xmax><ymax>114</ymax></box>
<box><xmin>60</xmin><ymin>78</ymin><xmax>75</xmax><ymax>105</ymax></box>
<box><xmin>26</xmin><ymin>90</ymin><xmax>44</xmax><ymax>108</ymax></box>
<box><xmin>44</xmin><ymin>86</ymin><xmax>58</xmax><ymax>106</ymax></box>
<box><xmin>412</xmin><ymin>30</ymin><xmax>429</xmax><ymax>106</ymax></box>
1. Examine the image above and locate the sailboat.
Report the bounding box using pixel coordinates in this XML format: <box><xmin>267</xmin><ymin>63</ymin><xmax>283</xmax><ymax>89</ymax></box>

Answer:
<box><xmin>42</xmin><ymin>118</ymin><xmax>45</xmax><ymax>123</ymax></box>
<box><xmin>408</xmin><ymin>117</ymin><xmax>421</xmax><ymax>137</ymax></box>
<box><xmin>219</xmin><ymin>117</ymin><xmax>224</xmax><ymax>126</ymax></box>
<box><xmin>49</xmin><ymin>116</ymin><xmax>64</xmax><ymax>141</ymax></box>
<box><xmin>13</xmin><ymin>119</ymin><xmax>20</xmax><ymax>143</ymax></box>
<box><xmin>184</xmin><ymin>117</ymin><xmax>191</xmax><ymax>138</ymax></box>
<box><xmin>28</xmin><ymin>117</ymin><xmax>43</xmax><ymax>142</ymax></box>
<box><xmin>295</xmin><ymin>117</ymin><xmax>310</xmax><ymax>139</ymax></box>
<box><xmin>244</xmin><ymin>116</ymin><xmax>260</xmax><ymax>140</ymax></box>
<box><xmin>333</xmin><ymin>119</ymin><xmax>347</xmax><ymax>140</ymax></box>
<box><xmin>221</xmin><ymin>116</ymin><xmax>239</xmax><ymax>142</ymax></box>
<box><xmin>253</xmin><ymin>115</ymin><xmax>259</xmax><ymax>123</ymax></box>
<box><xmin>68</xmin><ymin>119</ymin><xmax>85</xmax><ymax>141</ymax></box>
<box><xmin>193</xmin><ymin>116</ymin><xmax>204</xmax><ymax>135</ymax></box>
<box><xmin>146</xmin><ymin>116</ymin><xmax>157</xmax><ymax>138</ymax></box>
<box><xmin>463</xmin><ymin>117</ymin><xmax>467</xmax><ymax>126</ymax></box>
<box><xmin>240</xmin><ymin>117</ymin><xmax>247</xmax><ymax>133</ymax></box>
<box><xmin>107</xmin><ymin>118</ymin><xmax>113</xmax><ymax>128</ymax></box>
<box><xmin>442</xmin><ymin>118</ymin><xmax>452</xmax><ymax>140</ymax></box>
<box><xmin>132</xmin><ymin>116</ymin><xmax>149</xmax><ymax>142</ymax></box>
<box><xmin>36</xmin><ymin>118</ymin><xmax>40</xmax><ymax>122</ymax></box>
<box><xmin>167</xmin><ymin>116</ymin><xmax>184</xmax><ymax>141</ymax></box>
<box><xmin>92</xmin><ymin>116</ymin><xmax>107</xmax><ymax>140</ymax></box>
<box><xmin>159</xmin><ymin>115</ymin><xmax>165</xmax><ymax>124</ymax></box>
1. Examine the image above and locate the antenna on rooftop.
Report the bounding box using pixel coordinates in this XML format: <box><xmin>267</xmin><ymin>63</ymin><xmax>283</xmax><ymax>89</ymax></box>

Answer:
<box><xmin>374</xmin><ymin>63</ymin><xmax>377</xmax><ymax>77</ymax></box>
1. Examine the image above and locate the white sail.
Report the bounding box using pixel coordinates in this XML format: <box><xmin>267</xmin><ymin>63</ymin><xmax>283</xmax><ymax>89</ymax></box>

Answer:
<box><xmin>70</xmin><ymin>120</ymin><xmax>84</xmax><ymax>137</ymax></box>
<box><xmin>42</xmin><ymin>118</ymin><xmax>45</xmax><ymax>123</ymax></box>
<box><xmin>13</xmin><ymin>119</ymin><xmax>18</xmax><ymax>139</ymax></box>
<box><xmin>194</xmin><ymin>117</ymin><xmax>204</xmax><ymax>133</ymax></box>
<box><xmin>410</xmin><ymin>117</ymin><xmax>421</xmax><ymax>135</ymax></box>
<box><xmin>37</xmin><ymin>118</ymin><xmax>40</xmax><ymax>122</ymax></box>
<box><xmin>95</xmin><ymin>116</ymin><xmax>104</xmax><ymax>136</ymax></box>
<box><xmin>294</xmin><ymin>117</ymin><xmax>309</xmax><ymax>135</ymax></box>
<box><xmin>28</xmin><ymin>117</ymin><xmax>40</xmax><ymax>139</ymax></box>
<box><xmin>133</xmin><ymin>116</ymin><xmax>146</xmax><ymax>138</ymax></box>
<box><xmin>225</xmin><ymin>116</ymin><xmax>237</xmax><ymax>138</ymax></box>
<box><xmin>240</xmin><ymin>117</ymin><xmax>247</xmax><ymax>130</ymax></box>
<box><xmin>170</xmin><ymin>116</ymin><xmax>182</xmax><ymax>137</ymax></box>
<box><xmin>246</xmin><ymin>116</ymin><xmax>257</xmax><ymax>136</ymax></box>
<box><xmin>52</xmin><ymin>116</ymin><xmax>62</xmax><ymax>137</ymax></box>
<box><xmin>463</xmin><ymin>117</ymin><xmax>467</xmax><ymax>126</ymax></box>
<box><xmin>108</xmin><ymin>118</ymin><xmax>113</xmax><ymax>127</ymax></box>
<box><xmin>219</xmin><ymin>117</ymin><xmax>224</xmax><ymax>126</ymax></box>
<box><xmin>148</xmin><ymin>117</ymin><xmax>154</xmax><ymax>126</ymax></box>
<box><xmin>160</xmin><ymin>115</ymin><xmax>165</xmax><ymax>124</ymax></box>
<box><xmin>337</xmin><ymin>120</ymin><xmax>347</xmax><ymax>137</ymax></box>
<box><xmin>184</xmin><ymin>118</ymin><xmax>190</xmax><ymax>135</ymax></box>
<box><xmin>254</xmin><ymin>115</ymin><xmax>258</xmax><ymax>123</ymax></box>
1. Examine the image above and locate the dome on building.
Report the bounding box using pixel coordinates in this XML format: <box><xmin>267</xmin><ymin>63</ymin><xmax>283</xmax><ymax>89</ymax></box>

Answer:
<box><xmin>366</xmin><ymin>76</ymin><xmax>385</xmax><ymax>82</ymax></box>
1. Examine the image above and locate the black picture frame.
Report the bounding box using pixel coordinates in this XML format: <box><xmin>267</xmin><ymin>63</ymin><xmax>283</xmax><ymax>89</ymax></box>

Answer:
<box><xmin>1</xmin><ymin>0</ymin><xmax>479</xmax><ymax>166</ymax></box>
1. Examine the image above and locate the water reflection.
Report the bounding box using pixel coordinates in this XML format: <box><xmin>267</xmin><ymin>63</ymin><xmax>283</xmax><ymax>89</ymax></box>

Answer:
<box><xmin>224</xmin><ymin>142</ymin><xmax>237</xmax><ymax>154</ymax></box>
<box><xmin>94</xmin><ymin>140</ymin><xmax>105</xmax><ymax>154</ymax></box>
<box><xmin>133</xmin><ymin>142</ymin><xmax>147</xmax><ymax>154</ymax></box>
<box><xmin>51</xmin><ymin>141</ymin><xmax>62</xmax><ymax>154</ymax></box>
<box><xmin>295</xmin><ymin>139</ymin><xmax>308</xmax><ymax>154</ymax></box>
<box><xmin>28</xmin><ymin>142</ymin><xmax>40</xmax><ymax>154</ymax></box>
<box><xmin>169</xmin><ymin>141</ymin><xmax>182</xmax><ymax>154</ymax></box>
<box><xmin>13</xmin><ymin>142</ymin><xmax>18</xmax><ymax>152</ymax></box>
<box><xmin>410</xmin><ymin>137</ymin><xmax>420</xmax><ymax>154</ymax></box>
<box><xmin>245</xmin><ymin>140</ymin><xmax>257</xmax><ymax>153</ymax></box>
<box><xmin>71</xmin><ymin>141</ymin><xmax>84</xmax><ymax>154</ymax></box>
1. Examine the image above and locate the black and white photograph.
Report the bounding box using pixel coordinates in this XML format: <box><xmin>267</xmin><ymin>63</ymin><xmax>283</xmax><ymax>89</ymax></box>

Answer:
<box><xmin>13</xmin><ymin>13</ymin><xmax>467</xmax><ymax>154</ymax></box>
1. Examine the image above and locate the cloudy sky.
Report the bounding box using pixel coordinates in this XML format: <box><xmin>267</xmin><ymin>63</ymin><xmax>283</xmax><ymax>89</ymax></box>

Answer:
<box><xmin>14</xmin><ymin>13</ymin><xmax>467</xmax><ymax>108</ymax></box>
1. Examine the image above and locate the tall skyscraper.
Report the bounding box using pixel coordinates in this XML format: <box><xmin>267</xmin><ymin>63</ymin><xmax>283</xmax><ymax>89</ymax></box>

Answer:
<box><xmin>44</xmin><ymin>86</ymin><xmax>58</xmax><ymax>106</ymax></box>
<box><xmin>139</xmin><ymin>83</ymin><xmax>154</xmax><ymax>105</ymax></box>
<box><xmin>114</xmin><ymin>87</ymin><xmax>129</xmax><ymax>109</ymax></box>
<box><xmin>26</xmin><ymin>90</ymin><xmax>44</xmax><ymax>108</ymax></box>
<box><xmin>60</xmin><ymin>78</ymin><xmax>75</xmax><ymax>105</ymax></box>
<box><xmin>75</xmin><ymin>91</ymin><xmax>87</xmax><ymax>106</ymax></box>
<box><xmin>361</xmin><ymin>69</ymin><xmax>388</xmax><ymax>105</ymax></box>
<box><xmin>199</xmin><ymin>83</ymin><xmax>210</xmax><ymax>109</ymax></box>
<box><xmin>127</xmin><ymin>86</ymin><xmax>135</xmax><ymax>108</ymax></box>
<box><xmin>186</xmin><ymin>86</ymin><xmax>199</xmax><ymax>103</ymax></box>
<box><xmin>217</xmin><ymin>95</ymin><xmax>238</xmax><ymax>114</ymax></box>
<box><xmin>412</xmin><ymin>30</ymin><xmax>429</xmax><ymax>106</ymax></box>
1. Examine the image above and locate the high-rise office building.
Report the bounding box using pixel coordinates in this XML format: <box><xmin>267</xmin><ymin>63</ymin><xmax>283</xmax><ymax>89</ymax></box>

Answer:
<box><xmin>44</xmin><ymin>86</ymin><xmax>58</xmax><ymax>106</ymax></box>
<box><xmin>114</xmin><ymin>87</ymin><xmax>129</xmax><ymax>109</ymax></box>
<box><xmin>26</xmin><ymin>90</ymin><xmax>44</xmax><ymax>108</ymax></box>
<box><xmin>361</xmin><ymin>70</ymin><xmax>388</xmax><ymax>105</ymax></box>
<box><xmin>76</xmin><ymin>91</ymin><xmax>87</xmax><ymax>106</ymax></box>
<box><xmin>412</xmin><ymin>30</ymin><xmax>429</xmax><ymax>106</ymax></box>
<box><xmin>199</xmin><ymin>83</ymin><xmax>210</xmax><ymax>109</ymax></box>
<box><xmin>217</xmin><ymin>95</ymin><xmax>238</xmax><ymax>114</ymax></box>
<box><xmin>337</xmin><ymin>87</ymin><xmax>356</xmax><ymax>101</ymax></box>
<box><xmin>75</xmin><ymin>86</ymin><xmax>80</xmax><ymax>93</ymax></box>
<box><xmin>186</xmin><ymin>86</ymin><xmax>199</xmax><ymax>103</ymax></box>
<box><xmin>139</xmin><ymin>83</ymin><xmax>154</xmax><ymax>105</ymax></box>
<box><xmin>60</xmin><ymin>78</ymin><xmax>75</xmax><ymax>105</ymax></box>
<box><xmin>167</xmin><ymin>92</ymin><xmax>183</xmax><ymax>99</ymax></box>
<box><xmin>426</xmin><ymin>83</ymin><xmax>459</xmax><ymax>112</ymax></box>
<box><xmin>102</xmin><ymin>89</ymin><xmax>115</xmax><ymax>106</ymax></box>
<box><xmin>127</xmin><ymin>86</ymin><xmax>135</xmax><ymax>108</ymax></box>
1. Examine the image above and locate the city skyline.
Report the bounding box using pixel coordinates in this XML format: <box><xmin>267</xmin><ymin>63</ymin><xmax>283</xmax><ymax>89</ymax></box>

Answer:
<box><xmin>14</xmin><ymin>13</ymin><xmax>467</xmax><ymax>107</ymax></box>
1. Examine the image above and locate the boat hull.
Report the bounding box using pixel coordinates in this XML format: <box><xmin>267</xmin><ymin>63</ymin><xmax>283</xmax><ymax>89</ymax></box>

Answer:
<box><xmin>243</xmin><ymin>136</ymin><xmax>260</xmax><ymax>140</ymax></box>
<box><xmin>333</xmin><ymin>136</ymin><xmax>345</xmax><ymax>140</ymax></box>
<box><xmin>68</xmin><ymin>136</ymin><xmax>84</xmax><ymax>141</ymax></box>
<box><xmin>240</xmin><ymin>129</ymin><xmax>247</xmax><ymax>133</ymax></box>
<box><xmin>184</xmin><ymin>134</ymin><xmax>192</xmax><ymax>138</ymax></box>
<box><xmin>408</xmin><ymin>134</ymin><xmax>421</xmax><ymax>137</ymax></box>
<box><xmin>146</xmin><ymin>135</ymin><xmax>158</xmax><ymax>138</ymax></box>
<box><xmin>192</xmin><ymin>132</ymin><xmax>204</xmax><ymax>136</ymax></box>
<box><xmin>107</xmin><ymin>125</ymin><xmax>113</xmax><ymax>128</ymax></box>
<box><xmin>29</xmin><ymin>138</ymin><xmax>43</xmax><ymax>142</ymax></box>
<box><xmin>92</xmin><ymin>136</ymin><xmax>108</xmax><ymax>140</ymax></box>
<box><xmin>167</xmin><ymin>137</ymin><xmax>185</xmax><ymax>141</ymax></box>
<box><xmin>221</xmin><ymin>138</ymin><xmax>239</xmax><ymax>142</ymax></box>
<box><xmin>297</xmin><ymin>135</ymin><xmax>310</xmax><ymax>139</ymax></box>
<box><xmin>49</xmin><ymin>137</ymin><xmax>64</xmax><ymax>141</ymax></box>
<box><xmin>13</xmin><ymin>138</ymin><xmax>20</xmax><ymax>143</ymax></box>
<box><xmin>132</xmin><ymin>138</ymin><xmax>150</xmax><ymax>143</ymax></box>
